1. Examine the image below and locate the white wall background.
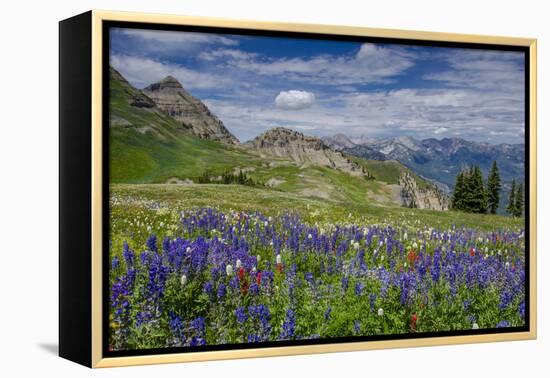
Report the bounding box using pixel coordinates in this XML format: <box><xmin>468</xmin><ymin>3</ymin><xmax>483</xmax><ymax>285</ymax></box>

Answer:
<box><xmin>1</xmin><ymin>0</ymin><xmax>547</xmax><ymax>376</ymax></box>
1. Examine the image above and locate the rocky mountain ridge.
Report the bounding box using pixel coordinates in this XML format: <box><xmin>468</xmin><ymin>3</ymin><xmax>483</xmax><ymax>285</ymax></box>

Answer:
<box><xmin>246</xmin><ymin>127</ymin><xmax>367</xmax><ymax>176</ymax></box>
<box><xmin>143</xmin><ymin>76</ymin><xmax>239</xmax><ymax>145</ymax></box>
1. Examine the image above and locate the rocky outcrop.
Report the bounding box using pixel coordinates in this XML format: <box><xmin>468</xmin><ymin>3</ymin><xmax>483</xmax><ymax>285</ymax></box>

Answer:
<box><xmin>110</xmin><ymin>67</ymin><xmax>156</xmax><ymax>109</ymax></box>
<box><xmin>143</xmin><ymin>76</ymin><xmax>239</xmax><ymax>145</ymax></box>
<box><xmin>399</xmin><ymin>172</ymin><xmax>449</xmax><ymax>211</ymax></box>
<box><xmin>246</xmin><ymin>127</ymin><xmax>367</xmax><ymax>176</ymax></box>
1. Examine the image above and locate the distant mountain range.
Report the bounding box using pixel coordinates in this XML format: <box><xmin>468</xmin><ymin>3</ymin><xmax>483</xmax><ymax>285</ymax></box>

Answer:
<box><xmin>322</xmin><ymin>134</ymin><xmax>525</xmax><ymax>193</ymax></box>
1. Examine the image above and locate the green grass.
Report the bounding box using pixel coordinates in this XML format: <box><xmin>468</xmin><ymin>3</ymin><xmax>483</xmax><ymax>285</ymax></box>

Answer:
<box><xmin>350</xmin><ymin>157</ymin><xmax>430</xmax><ymax>189</ymax></box>
<box><xmin>111</xmin><ymin>183</ymin><xmax>523</xmax><ymax>232</ymax></box>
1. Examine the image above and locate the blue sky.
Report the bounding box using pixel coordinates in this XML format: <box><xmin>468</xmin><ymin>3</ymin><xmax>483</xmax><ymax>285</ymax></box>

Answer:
<box><xmin>110</xmin><ymin>27</ymin><xmax>525</xmax><ymax>144</ymax></box>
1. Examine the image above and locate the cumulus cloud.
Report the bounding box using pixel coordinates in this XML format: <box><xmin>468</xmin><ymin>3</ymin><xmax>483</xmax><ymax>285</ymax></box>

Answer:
<box><xmin>275</xmin><ymin>90</ymin><xmax>316</xmax><ymax>110</ymax></box>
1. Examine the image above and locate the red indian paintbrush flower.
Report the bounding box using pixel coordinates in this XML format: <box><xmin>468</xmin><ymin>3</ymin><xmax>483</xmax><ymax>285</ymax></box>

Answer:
<box><xmin>237</xmin><ymin>267</ymin><xmax>245</xmax><ymax>281</ymax></box>
<box><xmin>256</xmin><ymin>271</ymin><xmax>262</xmax><ymax>285</ymax></box>
<box><xmin>407</xmin><ymin>250</ymin><xmax>418</xmax><ymax>267</ymax></box>
<box><xmin>241</xmin><ymin>282</ymin><xmax>249</xmax><ymax>295</ymax></box>
<box><xmin>411</xmin><ymin>313</ymin><xmax>418</xmax><ymax>332</ymax></box>
<box><xmin>470</xmin><ymin>247</ymin><xmax>475</xmax><ymax>257</ymax></box>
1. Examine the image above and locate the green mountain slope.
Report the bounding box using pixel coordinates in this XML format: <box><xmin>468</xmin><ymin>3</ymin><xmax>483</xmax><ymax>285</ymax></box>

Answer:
<box><xmin>109</xmin><ymin>67</ymin><xmax>264</xmax><ymax>183</ymax></box>
<box><xmin>109</xmin><ymin>66</ymin><xmax>441</xmax><ymax>209</ymax></box>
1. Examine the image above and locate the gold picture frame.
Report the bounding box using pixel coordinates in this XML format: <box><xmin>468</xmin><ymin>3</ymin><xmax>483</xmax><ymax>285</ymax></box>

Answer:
<box><xmin>59</xmin><ymin>9</ymin><xmax>537</xmax><ymax>368</ymax></box>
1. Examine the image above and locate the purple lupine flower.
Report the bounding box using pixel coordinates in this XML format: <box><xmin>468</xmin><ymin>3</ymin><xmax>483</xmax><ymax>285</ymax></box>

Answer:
<box><xmin>279</xmin><ymin>309</ymin><xmax>295</xmax><ymax>340</ymax></box>
<box><xmin>203</xmin><ymin>281</ymin><xmax>213</xmax><ymax>296</ymax></box>
<box><xmin>122</xmin><ymin>242</ymin><xmax>134</xmax><ymax>268</ymax></box>
<box><xmin>168</xmin><ymin>312</ymin><xmax>186</xmax><ymax>346</ymax></box>
<box><xmin>355</xmin><ymin>282</ymin><xmax>364</xmax><ymax>296</ymax></box>
<box><xmin>341</xmin><ymin>277</ymin><xmax>349</xmax><ymax>292</ymax></box>
<box><xmin>519</xmin><ymin>301</ymin><xmax>526</xmax><ymax>319</ymax></box>
<box><xmin>217</xmin><ymin>283</ymin><xmax>226</xmax><ymax>299</ymax></box>
<box><xmin>235</xmin><ymin>307</ymin><xmax>247</xmax><ymax>324</ymax></box>
<box><xmin>324</xmin><ymin>306</ymin><xmax>331</xmax><ymax>322</ymax></box>
<box><xmin>496</xmin><ymin>320</ymin><xmax>511</xmax><ymax>328</ymax></box>
<box><xmin>111</xmin><ymin>256</ymin><xmax>120</xmax><ymax>270</ymax></box>
<box><xmin>146</xmin><ymin>234</ymin><xmax>158</xmax><ymax>252</ymax></box>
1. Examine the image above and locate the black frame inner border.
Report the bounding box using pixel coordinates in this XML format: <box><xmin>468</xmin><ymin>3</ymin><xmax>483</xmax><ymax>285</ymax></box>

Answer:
<box><xmin>101</xmin><ymin>19</ymin><xmax>531</xmax><ymax>358</ymax></box>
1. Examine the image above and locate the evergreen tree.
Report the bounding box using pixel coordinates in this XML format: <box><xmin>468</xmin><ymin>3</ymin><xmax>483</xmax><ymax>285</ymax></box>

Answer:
<box><xmin>470</xmin><ymin>165</ymin><xmax>487</xmax><ymax>213</ymax></box>
<box><xmin>514</xmin><ymin>183</ymin><xmax>524</xmax><ymax>217</ymax></box>
<box><xmin>452</xmin><ymin>170</ymin><xmax>466</xmax><ymax>211</ymax></box>
<box><xmin>487</xmin><ymin>160</ymin><xmax>502</xmax><ymax>214</ymax></box>
<box><xmin>506</xmin><ymin>179</ymin><xmax>517</xmax><ymax>215</ymax></box>
<box><xmin>238</xmin><ymin>169</ymin><xmax>246</xmax><ymax>185</ymax></box>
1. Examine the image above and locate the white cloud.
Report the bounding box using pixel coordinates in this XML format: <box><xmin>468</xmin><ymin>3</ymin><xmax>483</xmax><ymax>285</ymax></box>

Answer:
<box><xmin>275</xmin><ymin>90</ymin><xmax>315</xmax><ymax>110</ymax></box>
<box><xmin>206</xmin><ymin>43</ymin><xmax>415</xmax><ymax>86</ymax></box>
<box><xmin>198</xmin><ymin>49</ymin><xmax>257</xmax><ymax>61</ymax></box>
<box><xmin>111</xmin><ymin>54</ymin><xmax>234</xmax><ymax>90</ymax></box>
<box><xmin>203</xmin><ymin>83</ymin><xmax>524</xmax><ymax>144</ymax></box>
<box><xmin>114</xmin><ymin>28</ymin><xmax>238</xmax><ymax>53</ymax></box>
<box><xmin>424</xmin><ymin>49</ymin><xmax>524</xmax><ymax>93</ymax></box>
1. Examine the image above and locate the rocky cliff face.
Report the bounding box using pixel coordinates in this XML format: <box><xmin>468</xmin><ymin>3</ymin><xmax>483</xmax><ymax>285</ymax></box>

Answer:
<box><xmin>143</xmin><ymin>76</ymin><xmax>239</xmax><ymax>145</ymax></box>
<box><xmin>399</xmin><ymin>172</ymin><xmax>449</xmax><ymax>211</ymax></box>
<box><xmin>246</xmin><ymin>127</ymin><xmax>367</xmax><ymax>176</ymax></box>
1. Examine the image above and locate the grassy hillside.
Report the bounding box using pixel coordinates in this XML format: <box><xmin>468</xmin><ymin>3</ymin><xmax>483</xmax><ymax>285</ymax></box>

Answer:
<box><xmin>109</xmin><ymin>69</ymin><xmax>411</xmax><ymax>208</ymax></box>
<box><xmin>349</xmin><ymin>156</ymin><xmax>430</xmax><ymax>189</ymax></box>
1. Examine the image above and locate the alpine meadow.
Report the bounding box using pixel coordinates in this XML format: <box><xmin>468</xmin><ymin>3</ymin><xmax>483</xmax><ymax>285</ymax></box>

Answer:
<box><xmin>107</xmin><ymin>27</ymin><xmax>527</xmax><ymax>352</ymax></box>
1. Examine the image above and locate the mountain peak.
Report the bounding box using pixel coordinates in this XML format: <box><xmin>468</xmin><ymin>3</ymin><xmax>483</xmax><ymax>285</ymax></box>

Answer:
<box><xmin>142</xmin><ymin>76</ymin><xmax>239</xmax><ymax>145</ymax></box>
<box><xmin>248</xmin><ymin>127</ymin><xmax>366</xmax><ymax>176</ymax></box>
<box><xmin>160</xmin><ymin>75</ymin><xmax>182</xmax><ymax>87</ymax></box>
<box><xmin>144</xmin><ymin>75</ymin><xmax>184</xmax><ymax>92</ymax></box>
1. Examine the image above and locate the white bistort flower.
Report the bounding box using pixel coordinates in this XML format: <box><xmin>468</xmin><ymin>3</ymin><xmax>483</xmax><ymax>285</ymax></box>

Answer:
<box><xmin>186</xmin><ymin>246</ymin><xmax>191</xmax><ymax>253</ymax></box>
<box><xmin>308</xmin><ymin>233</ymin><xmax>313</xmax><ymax>240</ymax></box>
<box><xmin>257</xmin><ymin>255</ymin><xmax>261</xmax><ymax>263</ymax></box>
<box><xmin>226</xmin><ymin>264</ymin><xmax>233</xmax><ymax>277</ymax></box>
<box><xmin>236</xmin><ymin>259</ymin><xmax>242</xmax><ymax>268</ymax></box>
<box><xmin>276</xmin><ymin>254</ymin><xmax>282</xmax><ymax>265</ymax></box>
<box><xmin>472</xmin><ymin>323</ymin><xmax>479</xmax><ymax>330</ymax></box>
<box><xmin>378</xmin><ymin>308</ymin><xmax>384</xmax><ymax>317</ymax></box>
<box><xmin>180</xmin><ymin>274</ymin><xmax>187</xmax><ymax>287</ymax></box>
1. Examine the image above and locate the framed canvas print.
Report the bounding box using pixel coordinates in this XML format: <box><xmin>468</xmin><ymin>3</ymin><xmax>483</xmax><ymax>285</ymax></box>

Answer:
<box><xmin>59</xmin><ymin>10</ymin><xmax>537</xmax><ymax>368</ymax></box>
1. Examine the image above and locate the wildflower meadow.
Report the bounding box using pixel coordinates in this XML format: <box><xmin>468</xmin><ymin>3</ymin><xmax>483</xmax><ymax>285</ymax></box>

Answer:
<box><xmin>108</xmin><ymin>189</ymin><xmax>525</xmax><ymax>351</ymax></box>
